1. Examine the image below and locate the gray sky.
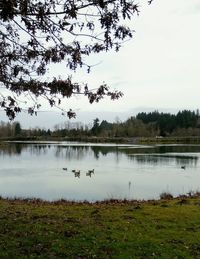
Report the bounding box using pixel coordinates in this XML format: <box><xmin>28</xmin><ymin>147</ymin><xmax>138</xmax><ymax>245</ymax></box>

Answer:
<box><xmin>49</xmin><ymin>0</ymin><xmax>200</xmax><ymax>113</ymax></box>
<box><xmin>1</xmin><ymin>0</ymin><xmax>200</xmax><ymax>128</ymax></box>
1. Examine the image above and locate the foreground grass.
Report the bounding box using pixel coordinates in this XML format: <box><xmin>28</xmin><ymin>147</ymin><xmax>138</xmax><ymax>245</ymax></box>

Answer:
<box><xmin>0</xmin><ymin>197</ymin><xmax>200</xmax><ymax>258</ymax></box>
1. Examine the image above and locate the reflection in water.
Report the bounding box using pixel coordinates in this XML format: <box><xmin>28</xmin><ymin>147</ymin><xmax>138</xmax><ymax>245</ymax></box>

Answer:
<box><xmin>55</xmin><ymin>145</ymin><xmax>121</xmax><ymax>160</ymax></box>
<box><xmin>1</xmin><ymin>142</ymin><xmax>200</xmax><ymax>170</ymax></box>
<box><xmin>55</xmin><ymin>145</ymin><xmax>90</xmax><ymax>160</ymax></box>
<box><xmin>1</xmin><ymin>142</ymin><xmax>200</xmax><ymax>168</ymax></box>
<box><xmin>2</xmin><ymin>142</ymin><xmax>200</xmax><ymax>159</ymax></box>
<box><xmin>0</xmin><ymin>142</ymin><xmax>200</xmax><ymax>201</ymax></box>
<box><xmin>128</xmin><ymin>154</ymin><xmax>198</xmax><ymax>167</ymax></box>
<box><xmin>0</xmin><ymin>143</ymin><xmax>48</xmax><ymax>156</ymax></box>
<box><xmin>0</xmin><ymin>143</ymin><xmax>25</xmax><ymax>156</ymax></box>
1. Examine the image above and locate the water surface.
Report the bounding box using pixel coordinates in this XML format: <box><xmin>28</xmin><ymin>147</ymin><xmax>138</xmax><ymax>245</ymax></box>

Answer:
<box><xmin>0</xmin><ymin>142</ymin><xmax>200</xmax><ymax>201</ymax></box>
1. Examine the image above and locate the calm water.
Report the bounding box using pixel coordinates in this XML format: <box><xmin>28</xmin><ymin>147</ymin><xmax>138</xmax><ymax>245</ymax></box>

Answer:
<box><xmin>0</xmin><ymin>141</ymin><xmax>200</xmax><ymax>201</ymax></box>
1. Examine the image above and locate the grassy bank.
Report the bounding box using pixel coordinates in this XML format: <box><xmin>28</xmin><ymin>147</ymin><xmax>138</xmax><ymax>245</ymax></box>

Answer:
<box><xmin>0</xmin><ymin>197</ymin><xmax>200</xmax><ymax>258</ymax></box>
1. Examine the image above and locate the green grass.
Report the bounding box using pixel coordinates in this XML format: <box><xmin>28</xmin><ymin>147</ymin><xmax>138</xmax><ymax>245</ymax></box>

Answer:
<box><xmin>0</xmin><ymin>197</ymin><xmax>200</xmax><ymax>258</ymax></box>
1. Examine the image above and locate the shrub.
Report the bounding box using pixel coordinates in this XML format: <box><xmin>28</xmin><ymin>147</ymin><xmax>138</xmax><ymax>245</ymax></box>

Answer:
<box><xmin>160</xmin><ymin>192</ymin><xmax>174</xmax><ymax>200</ymax></box>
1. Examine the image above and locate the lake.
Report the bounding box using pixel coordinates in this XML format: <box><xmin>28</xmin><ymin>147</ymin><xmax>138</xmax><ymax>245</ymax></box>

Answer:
<box><xmin>0</xmin><ymin>141</ymin><xmax>200</xmax><ymax>202</ymax></box>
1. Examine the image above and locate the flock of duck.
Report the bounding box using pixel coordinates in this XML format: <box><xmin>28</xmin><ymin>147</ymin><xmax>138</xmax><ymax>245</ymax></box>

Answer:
<box><xmin>62</xmin><ymin>168</ymin><xmax>95</xmax><ymax>178</ymax></box>
<box><xmin>62</xmin><ymin>166</ymin><xmax>186</xmax><ymax>178</ymax></box>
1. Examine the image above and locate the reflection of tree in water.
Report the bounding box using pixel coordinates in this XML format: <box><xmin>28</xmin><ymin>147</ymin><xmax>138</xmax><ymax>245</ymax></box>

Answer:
<box><xmin>90</xmin><ymin>146</ymin><xmax>118</xmax><ymax>159</ymax></box>
<box><xmin>29</xmin><ymin>145</ymin><xmax>48</xmax><ymax>155</ymax></box>
<box><xmin>55</xmin><ymin>145</ymin><xmax>90</xmax><ymax>160</ymax></box>
<box><xmin>54</xmin><ymin>145</ymin><xmax>122</xmax><ymax>161</ymax></box>
<box><xmin>0</xmin><ymin>143</ymin><xmax>48</xmax><ymax>156</ymax></box>
<box><xmin>0</xmin><ymin>143</ymin><xmax>25</xmax><ymax>156</ymax></box>
<box><xmin>1</xmin><ymin>143</ymin><xmax>200</xmax><ymax>166</ymax></box>
<box><xmin>155</xmin><ymin>145</ymin><xmax>200</xmax><ymax>154</ymax></box>
<box><xmin>54</xmin><ymin>145</ymin><xmax>123</xmax><ymax>161</ymax></box>
<box><xmin>128</xmin><ymin>154</ymin><xmax>198</xmax><ymax>167</ymax></box>
<box><xmin>54</xmin><ymin>145</ymin><xmax>125</xmax><ymax>163</ymax></box>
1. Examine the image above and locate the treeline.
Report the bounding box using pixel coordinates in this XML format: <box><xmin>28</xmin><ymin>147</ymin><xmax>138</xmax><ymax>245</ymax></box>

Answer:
<box><xmin>136</xmin><ymin>110</ymin><xmax>200</xmax><ymax>136</ymax></box>
<box><xmin>43</xmin><ymin>109</ymin><xmax>200</xmax><ymax>138</ymax></box>
<box><xmin>1</xmin><ymin>110</ymin><xmax>200</xmax><ymax>139</ymax></box>
<box><xmin>0</xmin><ymin>121</ymin><xmax>51</xmax><ymax>139</ymax></box>
<box><xmin>0</xmin><ymin>121</ymin><xmax>22</xmax><ymax>138</ymax></box>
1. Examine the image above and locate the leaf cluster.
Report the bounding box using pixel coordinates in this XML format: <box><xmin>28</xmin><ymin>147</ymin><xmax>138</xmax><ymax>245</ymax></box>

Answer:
<box><xmin>0</xmin><ymin>0</ymin><xmax>139</xmax><ymax>119</ymax></box>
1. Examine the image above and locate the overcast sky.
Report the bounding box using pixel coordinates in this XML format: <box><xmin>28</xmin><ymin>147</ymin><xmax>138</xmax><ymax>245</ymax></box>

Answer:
<box><xmin>1</xmin><ymin>0</ymin><xmax>200</xmax><ymax>128</ymax></box>
<box><xmin>49</xmin><ymin>0</ymin><xmax>200</xmax><ymax>113</ymax></box>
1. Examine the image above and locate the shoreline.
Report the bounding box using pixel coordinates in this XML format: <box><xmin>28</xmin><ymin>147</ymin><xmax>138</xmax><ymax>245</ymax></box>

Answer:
<box><xmin>1</xmin><ymin>135</ymin><xmax>200</xmax><ymax>144</ymax></box>
<box><xmin>1</xmin><ymin>191</ymin><xmax>200</xmax><ymax>205</ymax></box>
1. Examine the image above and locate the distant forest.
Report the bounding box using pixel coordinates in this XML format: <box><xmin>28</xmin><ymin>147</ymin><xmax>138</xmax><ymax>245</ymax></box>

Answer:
<box><xmin>1</xmin><ymin>110</ymin><xmax>200</xmax><ymax>139</ymax></box>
